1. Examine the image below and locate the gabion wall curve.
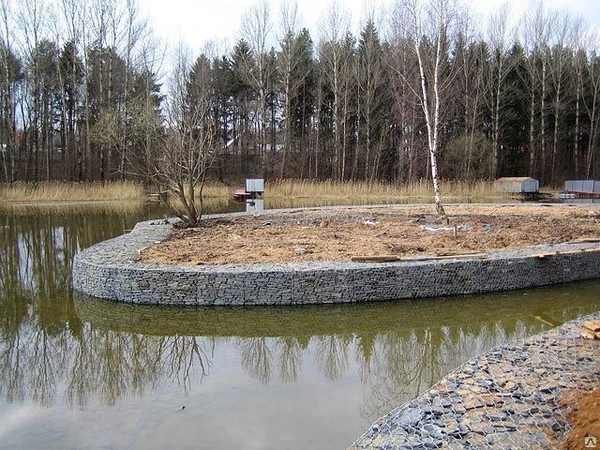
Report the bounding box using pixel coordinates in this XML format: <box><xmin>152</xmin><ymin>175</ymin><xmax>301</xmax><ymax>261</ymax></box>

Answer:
<box><xmin>72</xmin><ymin>218</ymin><xmax>600</xmax><ymax>306</ymax></box>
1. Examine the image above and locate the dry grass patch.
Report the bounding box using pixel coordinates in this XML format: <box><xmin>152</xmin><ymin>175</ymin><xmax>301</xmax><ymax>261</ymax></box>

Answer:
<box><xmin>265</xmin><ymin>179</ymin><xmax>510</xmax><ymax>201</ymax></box>
<box><xmin>140</xmin><ymin>204</ymin><xmax>600</xmax><ymax>265</ymax></box>
<box><xmin>0</xmin><ymin>181</ymin><xmax>145</xmax><ymax>203</ymax></box>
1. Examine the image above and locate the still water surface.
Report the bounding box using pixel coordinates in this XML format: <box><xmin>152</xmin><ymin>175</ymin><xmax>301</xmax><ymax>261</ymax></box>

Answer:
<box><xmin>1</xmin><ymin>200</ymin><xmax>599</xmax><ymax>449</ymax></box>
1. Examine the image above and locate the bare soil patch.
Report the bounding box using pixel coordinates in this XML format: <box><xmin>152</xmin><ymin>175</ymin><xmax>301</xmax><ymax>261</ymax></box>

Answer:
<box><xmin>561</xmin><ymin>383</ymin><xmax>600</xmax><ymax>450</ymax></box>
<box><xmin>140</xmin><ymin>204</ymin><xmax>600</xmax><ymax>265</ymax></box>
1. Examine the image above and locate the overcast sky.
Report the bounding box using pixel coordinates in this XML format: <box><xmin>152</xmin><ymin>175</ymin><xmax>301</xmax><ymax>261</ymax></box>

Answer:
<box><xmin>140</xmin><ymin>0</ymin><xmax>600</xmax><ymax>52</ymax></box>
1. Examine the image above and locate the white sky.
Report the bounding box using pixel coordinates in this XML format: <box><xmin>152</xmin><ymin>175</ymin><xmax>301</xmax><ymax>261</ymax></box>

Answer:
<box><xmin>140</xmin><ymin>0</ymin><xmax>600</xmax><ymax>52</ymax></box>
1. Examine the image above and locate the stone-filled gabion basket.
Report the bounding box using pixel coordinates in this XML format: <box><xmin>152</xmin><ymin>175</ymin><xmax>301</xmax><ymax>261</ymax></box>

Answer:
<box><xmin>350</xmin><ymin>313</ymin><xmax>600</xmax><ymax>450</ymax></box>
<box><xmin>72</xmin><ymin>216</ymin><xmax>600</xmax><ymax>306</ymax></box>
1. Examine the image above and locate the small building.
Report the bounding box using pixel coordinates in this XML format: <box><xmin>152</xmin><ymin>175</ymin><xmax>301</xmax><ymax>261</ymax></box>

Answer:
<box><xmin>245</xmin><ymin>178</ymin><xmax>264</xmax><ymax>195</ymax></box>
<box><xmin>565</xmin><ymin>180</ymin><xmax>600</xmax><ymax>198</ymax></box>
<box><xmin>233</xmin><ymin>179</ymin><xmax>265</xmax><ymax>201</ymax></box>
<box><xmin>494</xmin><ymin>177</ymin><xmax>539</xmax><ymax>194</ymax></box>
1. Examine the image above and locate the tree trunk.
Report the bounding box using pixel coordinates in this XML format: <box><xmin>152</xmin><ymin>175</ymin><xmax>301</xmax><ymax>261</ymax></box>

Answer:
<box><xmin>574</xmin><ymin>65</ymin><xmax>582</xmax><ymax>178</ymax></box>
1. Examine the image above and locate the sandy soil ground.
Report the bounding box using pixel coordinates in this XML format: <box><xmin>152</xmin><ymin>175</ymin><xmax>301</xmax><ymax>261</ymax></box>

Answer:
<box><xmin>561</xmin><ymin>383</ymin><xmax>600</xmax><ymax>449</ymax></box>
<box><xmin>140</xmin><ymin>203</ymin><xmax>600</xmax><ymax>265</ymax></box>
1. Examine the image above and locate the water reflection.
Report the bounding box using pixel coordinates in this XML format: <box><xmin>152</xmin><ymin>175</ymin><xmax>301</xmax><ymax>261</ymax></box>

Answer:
<box><xmin>67</xmin><ymin>286</ymin><xmax>600</xmax><ymax>421</ymax></box>
<box><xmin>0</xmin><ymin>206</ymin><xmax>165</xmax><ymax>411</ymax></box>
<box><xmin>1</xmin><ymin>205</ymin><xmax>600</xmax><ymax>449</ymax></box>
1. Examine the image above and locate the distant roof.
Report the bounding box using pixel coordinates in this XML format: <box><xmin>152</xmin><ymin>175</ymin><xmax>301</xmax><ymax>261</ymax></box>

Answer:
<box><xmin>495</xmin><ymin>177</ymin><xmax>537</xmax><ymax>182</ymax></box>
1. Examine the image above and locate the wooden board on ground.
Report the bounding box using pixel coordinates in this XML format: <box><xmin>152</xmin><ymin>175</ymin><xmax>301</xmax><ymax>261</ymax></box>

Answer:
<box><xmin>351</xmin><ymin>256</ymin><xmax>401</xmax><ymax>263</ymax></box>
<box><xmin>533</xmin><ymin>252</ymin><xmax>556</xmax><ymax>259</ymax></box>
<box><xmin>568</xmin><ymin>237</ymin><xmax>600</xmax><ymax>244</ymax></box>
<box><xmin>533</xmin><ymin>247</ymin><xmax>600</xmax><ymax>259</ymax></box>
<box><xmin>579</xmin><ymin>328</ymin><xmax>598</xmax><ymax>340</ymax></box>
<box><xmin>582</xmin><ymin>320</ymin><xmax>600</xmax><ymax>332</ymax></box>
<box><xmin>351</xmin><ymin>253</ymin><xmax>487</xmax><ymax>263</ymax></box>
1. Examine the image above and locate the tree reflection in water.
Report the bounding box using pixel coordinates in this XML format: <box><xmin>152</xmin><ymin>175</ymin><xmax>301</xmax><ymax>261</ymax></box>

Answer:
<box><xmin>314</xmin><ymin>335</ymin><xmax>352</xmax><ymax>381</ymax></box>
<box><xmin>275</xmin><ymin>336</ymin><xmax>304</xmax><ymax>383</ymax></box>
<box><xmin>1</xmin><ymin>206</ymin><xmax>600</xmax><ymax>429</ymax></box>
<box><xmin>238</xmin><ymin>337</ymin><xmax>274</xmax><ymax>384</ymax></box>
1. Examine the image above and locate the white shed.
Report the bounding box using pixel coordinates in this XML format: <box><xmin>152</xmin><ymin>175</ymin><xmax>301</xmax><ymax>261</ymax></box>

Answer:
<box><xmin>565</xmin><ymin>180</ymin><xmax>600</xmax><ymax>195</ymax></box>
<box><xmin>494</xmin><ymin>177</ymin><xmax>539</xmax><ymax>194</ymax></box>
<box><xmin>245</xmin><ymin>179</ymin><xmax>264</xmax><ymax>194</ymax></box>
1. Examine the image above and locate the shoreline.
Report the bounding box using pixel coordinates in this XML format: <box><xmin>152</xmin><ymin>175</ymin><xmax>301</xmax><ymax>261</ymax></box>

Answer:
<box><xmin>72</xmin><ymin>204</ymin><xmax>600</xmax><ymax>306</ymax></box>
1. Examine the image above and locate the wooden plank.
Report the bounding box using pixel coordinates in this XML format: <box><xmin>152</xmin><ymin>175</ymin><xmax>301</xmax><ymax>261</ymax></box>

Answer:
<box><xmin>402</xmin><ymin>253</ymin><xmax>488</xmax><ymax>261</ymax></box>
<box><xmin>351</xmin><ymin>256</ymin><xmax>401</xmax><ymax>263</ymax></box>
<box><xmin>532</xmin><ymin>252</ymin><xmax>556</xmax><ymax>259</ymax></box>
<box><xmin>580</xmin><ymin>328</ymin><xmax>598</xmax><ymax>340</ymax></box>
<box><xmin>582</xmin><ymin>320</ymin><xmax>600</xmax><ymax>332</ymax></box>
<box><xmin>534</xmin><ymin>247</ymin><xmax>600</xmax><ymax>259</ymax></box>
<box><xmin>351</xmin><ymin>253</ymin><xmax>487</xmax><ymax>263</ymax></box>
<box><xmin>568</xmin><ymin>237</ymin><xmax>600</xmax><ymax>244</ymax></box>
<box><xmin>434</xmin><ymin>251</ymin><xmax>484</xmax><ymax>257</ymax></box>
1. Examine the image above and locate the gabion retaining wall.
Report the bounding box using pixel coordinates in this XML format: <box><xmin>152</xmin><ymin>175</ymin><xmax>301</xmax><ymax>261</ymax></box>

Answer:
<box><xmin>72</xmin><ymin>218</ymin><xmax>600</xmax><ymax>306</ymax></box>
<box><xmin>349</xmin><ymin>312</ymin><xmax>600</xmax><ymax>450</ymax></box>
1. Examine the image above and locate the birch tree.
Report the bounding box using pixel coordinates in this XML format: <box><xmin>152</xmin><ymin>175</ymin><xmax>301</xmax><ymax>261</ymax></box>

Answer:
<box><xmin>452</xmin><ymin>19</ymin><xmax>488</xmax><ymax>179</ymax></box>
<box><xmin>0</xmin><ymin>0</ymin><xmax>21</xmax><ymax>182</ymax></box>
<box><xmin>393</xmin><ymin>0</ymin><xmax>461</xmax><ymax>219</ymax></box>
<box><xmin>584</xmin><ymin>48</ymin><xmax>600</xmax><ymax>178</ymax></box>
<box><xmin>548</xmin><ymin>12</ymin><xmax>578</xmax><ymax>183</ymax></box>
<box><xmin>520</xmin><ymin>1</ymin><xmax>554</xmax><ymax>179</ymax></box>
<box><xmin>277</xmin><ymin>0</ymin><xmax>312</xmax><ymax>177</ymax></box>
<box><xmin>572</xmin><ymin>33</ymin><xmax>587</xmax><ymax>178</ymax></box>
<box><xmin>18</xmin><ymin>0</ymin><xmax>49</xmax><ymax>181</ymax></box>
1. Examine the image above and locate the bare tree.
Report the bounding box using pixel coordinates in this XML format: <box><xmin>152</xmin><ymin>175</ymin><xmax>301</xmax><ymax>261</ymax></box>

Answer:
<box><xmin>584</xmin><ymin>39</ymin><xmax>600</xmax><ymax>178</ymax></box>
<box><xmin>277</xmin><ymin>0</ymin><xmax>311</xmax><ymax>178</ymax></box>
<box><xmin>387</xmin><ymin>25</ymin><xmax>425</xmax><ymax>182</ymax></box>
<box><xmin>318</xmin><ymin>0</ymin><xmax>353</xmax><ymax>180</ymax></box>
<box><xmin>572</xmin><ymin>28</ymin><xmax>588</xmax><ymax>178</ymax></box>
<box><xmin>239</xmin><ymin>0</ymin><xmax>274</xmax><ymax>178</ymax></box>
<box><xmin>0</xmin><ymin>0</ymin><xmax>21</xmax><ymax>183</ymax></box>
<box><xmin>486</xmin><ymin>2</ymin><xmax>517</xmax><ymax>178</ymax></box>
<box><xmin>548</xmin><ymin>12</ymin><xmax>579</xmax><ymax>183</ymax></box>
<box><xmin>17</xmin><ymin>0</ymin><xmax>50</xmax><ymax>181</ymax></box>
<box><xmin>450</xmin><ymin>16</ymin><xmax>488</xmax><ymax>180</ymax></box>
<box><xmin>520</xmin><ymin>1</ymin><xmax>555</xmax><ymax>179</ymax></box>
<box><xmin>127</xmin><ymin>44</ymin><xmax>218</xmax><ymax>227</ymax></box>
<box><xmin>355</xmin><ymin>18</ymin><xmax>387</xmax><ymax>181</ymax></box>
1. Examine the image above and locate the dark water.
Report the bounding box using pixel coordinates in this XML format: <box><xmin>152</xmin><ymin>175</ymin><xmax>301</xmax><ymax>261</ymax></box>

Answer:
<box><xmin>1</xmin><ymin>201</ymin><xmax>599</xmax><ymax>450</ymax></box>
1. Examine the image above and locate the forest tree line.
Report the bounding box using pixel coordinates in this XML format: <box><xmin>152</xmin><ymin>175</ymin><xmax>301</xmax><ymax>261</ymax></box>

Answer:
<box><xmin>1</xmin><ymin>0</ymin><xmax>600</xmax><ymax>187</ymax></box>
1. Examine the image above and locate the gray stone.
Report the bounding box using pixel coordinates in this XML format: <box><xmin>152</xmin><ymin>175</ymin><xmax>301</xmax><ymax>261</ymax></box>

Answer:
<box><xmin>349</xmin><ymin>311</ymin><xmax>600</xmax><ymax>450</ymax></box>
<box><xmin>72</xmin><ymin>213</ymin><xmax>600</xmax><ymax>306</ymax></box>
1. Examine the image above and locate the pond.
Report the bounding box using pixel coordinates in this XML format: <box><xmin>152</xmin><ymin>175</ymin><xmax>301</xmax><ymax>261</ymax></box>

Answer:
<box><xmin>1</xmin><ymin>200</ymin><xmax>599</xmax><ymax>449</ymax></box>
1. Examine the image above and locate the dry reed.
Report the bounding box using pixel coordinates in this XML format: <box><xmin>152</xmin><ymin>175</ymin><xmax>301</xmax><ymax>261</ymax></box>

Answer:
<box><xmin>0</xmin><ymin>181</ymin><xmax>145</xmax><ymax>203</ymax></box>
<box><xmin>0</xmin><ymin>179</ymin><xmax>508</xmax><ymax>208</ymax></box>
<box><xmin>200</xmin><ymin>182</ymin><xmax>235</xmax><ymax>198</ymax></box>
<box><xmin>0</xmin><ymin>200</ymin><xmax>147</xmax><ymax>215</ymax></box>
<box><xmin>265</xmin><ymin>179</ymin><xmax>508</xmax><ymax>201</ymax></box>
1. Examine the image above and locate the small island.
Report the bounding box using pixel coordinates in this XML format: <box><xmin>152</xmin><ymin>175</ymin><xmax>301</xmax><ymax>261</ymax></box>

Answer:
<box><xmin>73</xmin><ymin>203</ymin><xmax>600</xmax><ymax>306</ymax></box>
